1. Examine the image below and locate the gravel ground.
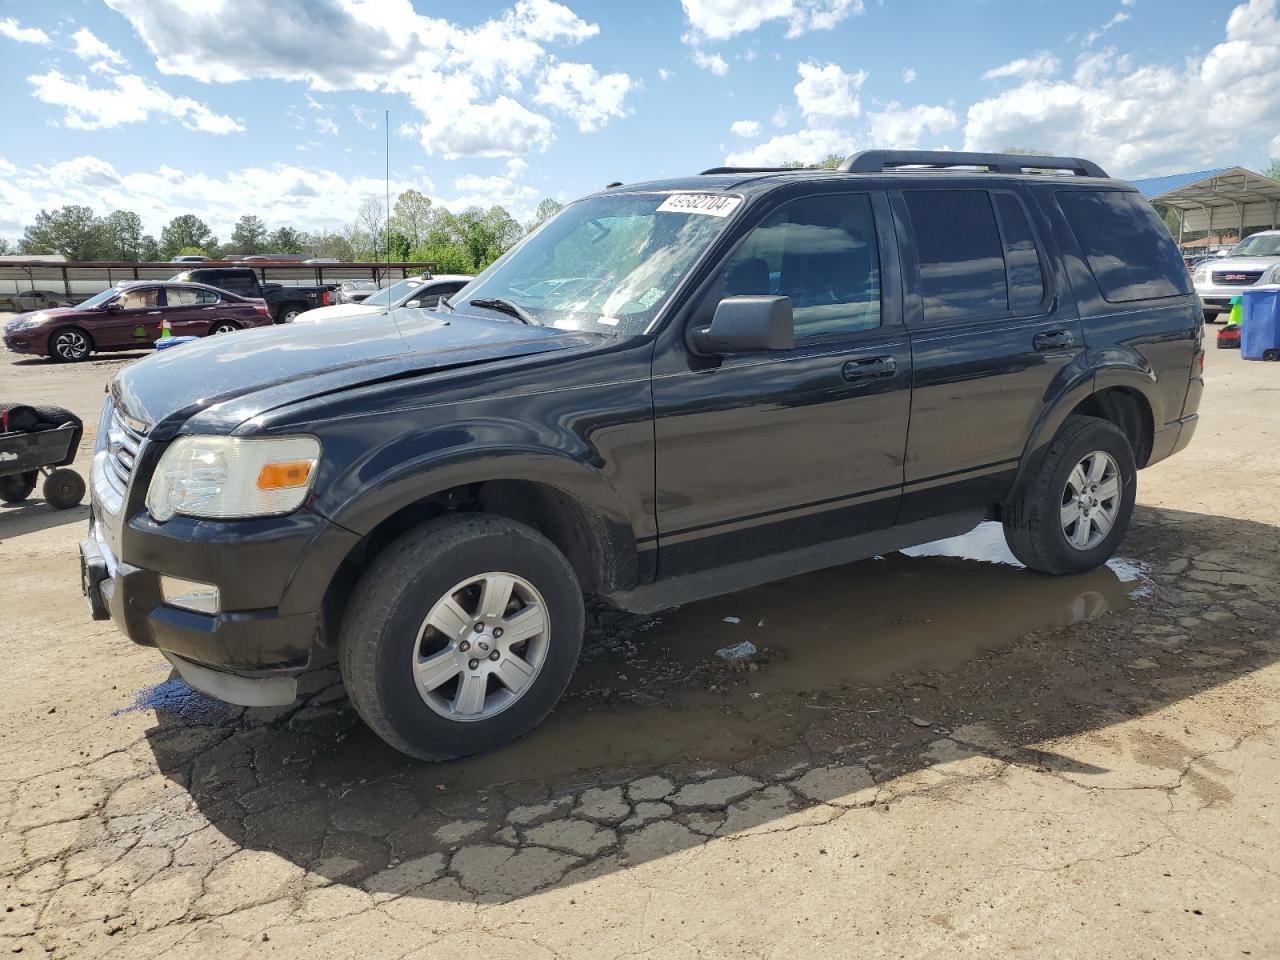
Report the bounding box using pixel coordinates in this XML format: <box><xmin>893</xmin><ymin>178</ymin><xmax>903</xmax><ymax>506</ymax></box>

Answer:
<box><xmin>1</xmin><ymin>335</ymin><xmax>1277</xmax><ymax>959</ymax></box>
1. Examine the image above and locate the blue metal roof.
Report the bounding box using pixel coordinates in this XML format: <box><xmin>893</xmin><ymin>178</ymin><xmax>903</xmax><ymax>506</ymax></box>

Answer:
<box><xmin>1129</xmin><ymin>167</ymin><xmax>1233</xmax><ymax>199</ymax></box>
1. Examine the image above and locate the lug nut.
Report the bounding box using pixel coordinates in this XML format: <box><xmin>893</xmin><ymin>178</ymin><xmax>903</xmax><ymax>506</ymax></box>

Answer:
<box><xmin>468</xmin><ymin>659</ymin><xmax>480</xmax><ymax>670</ymax></box>
<box><xmin>459</xmin><ymin>640</ymin><xmax>470</xmax><ymax>652</ymax></box>
<box><xmin>474</xmin><ymin>622</ymin><xmax>484</xmax><ymax>632</ymax></box>
<box><xmin>489</xmin><ymin>651</ymin><xmax>500</xmax><ymax>661</ymax></box>
<box><xmin>493</xmin><ymin>627</ymin><xmax>504</xmax><ymax>639</ymax></box>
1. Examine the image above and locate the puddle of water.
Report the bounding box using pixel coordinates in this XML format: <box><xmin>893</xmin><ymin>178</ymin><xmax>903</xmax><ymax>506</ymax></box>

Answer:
<box><xmin>115</xmin><ymin>674</ymin><xmax>231</xmax><ymax>724</ymax></box>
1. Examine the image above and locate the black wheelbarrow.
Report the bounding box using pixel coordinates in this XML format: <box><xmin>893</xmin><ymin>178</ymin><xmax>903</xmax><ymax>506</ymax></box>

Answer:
<box><xmin>0</xmin><ymin>404</ymin><xmax>86</xmax><ymax>510</ymax></box>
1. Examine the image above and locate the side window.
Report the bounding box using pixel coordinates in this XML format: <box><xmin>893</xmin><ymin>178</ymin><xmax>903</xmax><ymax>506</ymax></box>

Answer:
<box><xmin>198</xmin><ymin>289</ymin><xmax>220</xmax><ymax>304</ymax></box>
<box><xmin>993</xmin><ymin>193</ymin><xmax>1046</xmax><ymax>313</ymax></box>
<box><xmin>165</xmin><ymin>286</ymin><xmax>201</xmax><ymax>306</ymax></box>
<box><xmin>720</xmin><ymin>193</ymin><xmax>882</xmax><ymax>340</ymax></box>
<box><xmin>117</xmin><ymin>287</ymin><xmax>160</xmax><ymax>310</ymax></box>
<box><xmin>1058</xmin><ymin>190</ymin><xmax>1192</xmax><ymax>303</ymax></box>
<box><xmin>905</xmin><ymin>189</ymin><xmax>1008</xmax><ymax>323</ymax></box>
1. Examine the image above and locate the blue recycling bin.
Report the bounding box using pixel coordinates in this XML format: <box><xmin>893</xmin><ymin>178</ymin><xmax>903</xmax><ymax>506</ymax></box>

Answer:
<box><xmin>1241</xmin><ymin>286</ymin><xmax>1280</xmax><ymax>360</ymax></box>
<box><xmin>154</xmin><ymin>335</ymin><xmax>200</xmax><ymax>352</ymax></box>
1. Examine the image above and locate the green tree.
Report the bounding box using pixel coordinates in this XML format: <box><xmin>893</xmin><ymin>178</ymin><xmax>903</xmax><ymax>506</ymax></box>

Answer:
<box><xmin>387</xmin><ymin>230</ymin><xmax>412</xmax><ymax>262</ymax></box>
<box><xmin>780</xmin><ymin>154</ymin><xmax>844</xmax><ymax>170</ymax></box>
<box><xmin>1265</xmin><ymin>158</ymin><xmax>1280</xmax><ymax>181</ymax></box>
<box><xmin>160</xmin><ymin>215</ymin><xmax>216</xmax><ymax>258</ymax></box>
<box><xmin>310</xmin><ymin>230</ymin><xmax>355</xmax><ymax>261</ymax></box>
<box><xmin>268</xmin><ymin>226</ymin><xmax>308</xmax><ymax>254</ymax></box>
<box><xmin>391</xmin><ymin>189</ymin><xmax>433</xmax><ymax>248</ymax></box>
<box><xmin>100</xmin><ymin>210</ymin><xmax>144</xmax><ymax>260</ymax></box>
<box><xmin>139</xmin><ymin>235</ymin><xmax>161</xmax><ymax>261</ymax></box>
<box><xmin>0</xmin><ymin>237</ymin><xmax>14</xmax><ymax>256</ymax></box>
<box><xmin>20</xmin><ymin>205</ymin><xmax>105</xmax><ymax>259</ymax></box>
<box><xmin>356</xmin><ymin>197</ymin><xmax>386</xmax><ymax>260</ymax></box>
<box><xmin>230</xmin><ymin>215</ymin><xmax>268</xmax><ymax>255</ymax></box>
<box><xmin>528</xmin><ymin>198</ymin><xmax>564</xmax><ymax>230</ymax></box>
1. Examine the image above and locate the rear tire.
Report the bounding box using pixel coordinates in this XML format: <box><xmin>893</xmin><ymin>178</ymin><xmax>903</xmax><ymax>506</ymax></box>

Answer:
<box><xmin>208</xmin><ymin>321</ymin><xmax>239</xmax><ymax>335</ymax></box>
<box><xmin>0</xmin><ymin>472</ymin><xmax>37</xmax><ymax>503</ymax></box>
<box><xmin>339</xmin><ymin>514</ymin><xmax>585</xmax><ymax>761</ymax></box>
<box><xmin>42</xmin><ymin>469</ymin><xmax>85</xmax><ymax>509</ymax></box>
<box><xmin>276</xmin><ymin>305</ymin><xmax>304</xmax><ymax>324</ymax></box>
<box><xmin>1003</xmin><ymin>415</ymin><xmax>1137</xmax><ymax>575</ymax></box>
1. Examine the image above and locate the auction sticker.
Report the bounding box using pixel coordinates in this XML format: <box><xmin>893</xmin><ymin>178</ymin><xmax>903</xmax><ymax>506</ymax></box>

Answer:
<box><xmin>657</xmin><ymin>193</ymin><xmax>742</xmax><ymax>217</ymax></box>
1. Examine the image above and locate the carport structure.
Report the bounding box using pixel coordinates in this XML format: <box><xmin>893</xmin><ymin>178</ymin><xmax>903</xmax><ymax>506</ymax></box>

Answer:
<box><xmin>1131</xmin><ymin>166</ymin><xmax>1280</xmax><ymax>245</ymax></box>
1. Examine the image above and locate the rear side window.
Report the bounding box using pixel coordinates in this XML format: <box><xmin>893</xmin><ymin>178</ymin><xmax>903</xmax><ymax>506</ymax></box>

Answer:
<box><xmin>905</xmin><ymin>190</ymin><xmax>1007</xmax><ymax>322</ymax></box>
<box><xmin>993</xmin><ymin>193</ymin><xmax>1046</xmax><ymax>313</ymax></box>
<box><xmin>1058</xmin><ymin>190</ymin><xmax>1191</xmax><ymax>302</ymax></box>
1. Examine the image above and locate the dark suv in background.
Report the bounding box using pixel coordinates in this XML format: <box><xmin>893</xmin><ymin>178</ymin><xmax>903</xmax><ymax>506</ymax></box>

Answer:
<box><xmin>80</xmin><ymin>151</ymin><xmax>1202</xmax><ymax>760</ymax></box>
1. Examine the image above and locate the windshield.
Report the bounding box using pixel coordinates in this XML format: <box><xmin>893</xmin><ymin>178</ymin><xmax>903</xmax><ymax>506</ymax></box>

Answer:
<box><xmin>1230</xmin><ymin>234</ymin><xmax>1280</xmax><ymax>257</ymax></box>
<box><xmin>76</xmin><ymin>287</ymin><xmax>121</xmax><ymax>310</ymax></box>
<box><xmin>453</xmin><ymin>192</ymin><xmax>742</xmax><ymax>334</ymax></box>
<box><xmin>344</xmin><ymin>280</ymin><xmax>377</xmax><ymax>290</ymax></box>
<box><xmin>361</xmin><ymin>277</ymin><xmax>423</xmax><ymax>308</ymax></box>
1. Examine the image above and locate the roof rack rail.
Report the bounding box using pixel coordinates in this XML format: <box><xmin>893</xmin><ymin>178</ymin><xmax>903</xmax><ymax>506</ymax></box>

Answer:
<box><xmin>840</xmin><ymin>150</ymin><xmax>1108</xmax><ymax>179</ymax></box>
<box><xmin>699</xmin><ymin>166</ymin><xmax>807</xmax><ymax>175</ymax></box>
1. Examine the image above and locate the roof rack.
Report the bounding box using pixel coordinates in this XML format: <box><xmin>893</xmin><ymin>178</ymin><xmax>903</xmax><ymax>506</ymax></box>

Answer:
<box><xmin>699</xmin><ymin>166</ymin><xmax>809</xmax><ymax>175</ymax></box>
<box><xmin>840</xmin><ymin>150</ymin><xmax>1108</xmax><ymax>178</ymax></box>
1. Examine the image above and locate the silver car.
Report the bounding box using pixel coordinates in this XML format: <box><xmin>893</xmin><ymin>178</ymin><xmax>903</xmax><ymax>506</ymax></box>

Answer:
<box><xmin>1193</xmin><ymin>230</ymin><xmax>1280</xmax><ymax>319</ymax></box>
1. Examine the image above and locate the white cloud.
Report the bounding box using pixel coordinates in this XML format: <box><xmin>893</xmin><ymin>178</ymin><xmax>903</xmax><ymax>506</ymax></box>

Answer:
<box><xmin>451</xmin><ymin>171</ymin><xmax>539</xmax><ymax>215</ymax></box>
<box><xmin>964</xmin><ymin>0</ymin><xmax>1280</xmax><ymax>177</ymax></box>
<box><xmin>730</xmin><ymin>119</ymin><xmax>762</xmax><ymax>137</ymax></box>
<box><xmin>680</xmin><ymin>0</ymin><xmax>864</xmax><ymax>42</ymax></box>
<box><xmin>1084</xmin><ymin>11</ymin><xmax>1130</xmax><ymax>47</ymax></box>
<box><xmin>658</xmin><ymin>68</ymin><xmax>674</xmax><ymax>81</ymax></box>
<box><xmin>983</xmin><ymin>51</ymin><xmax>1059</xmax><ymax>81</ymax></box>
<box><xmin>902</xmin><ymin>67</ymin><xmax>917</xmax><ymax>84</ymax></box>
<box><xmin>692</xmin><ymin>49</ymin><xmax>729</xmax><ymax>75</ymax></box>
<box><xmin>315</xmin><ymin>117</ymin><xmax>339</xmax><ymax>136</ymax></box>
<box><xmin>0</xmin><ymin>17</ymin><xmax>50</xmax><ymax>45</ymax></box>
<box><xmin>70</xmin><ymin>27</ymin><xmax>124</xmax><ymax>66</ymax></box>
<box><xmin>771</xmin><ymin>105</ymin><xmax>789</xmax><ymax>127</ymax></box>
<box><xmin>102</xmin><ymin>0</ymin><xmax>617</xmax><ymax>157</ymax></box>
<box><xmin>726</xmin><ymin>127</ymin><xmax>856</xmax><ymax>166</ymax></box>
<box><xmin>794</xmin><ymin>60</ymin><xmax>866</xmax><ymax>120</ymax></box>
<box><xmin>866</xmin><ymin>102</ymin><xmax>958</xmax><ymax>147</ymax></box>
<box><xmin>533</xmin><ymin>61</ymin><xmax>634</xmax><ymax>131</ymax></box>
<box><xmin>28</xmin><ymin>70</ymin><xmax>244</xmax><ymax>134</ymax></box>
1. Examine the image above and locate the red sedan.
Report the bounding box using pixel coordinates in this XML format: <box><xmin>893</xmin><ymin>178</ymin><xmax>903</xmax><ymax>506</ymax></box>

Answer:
<box><xmin>3</xmin><ymin>281</ymin><xmax>273</xmax><ymax>362</ymax></box>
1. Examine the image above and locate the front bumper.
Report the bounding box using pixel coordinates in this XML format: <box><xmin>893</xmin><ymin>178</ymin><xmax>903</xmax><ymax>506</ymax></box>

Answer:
<box><xmin>81</xmin><ymin>500</ymin><xmax>360</xmax><ymax>706</ymax></box>
<box><xmin>3</xmin><ymin>332</ymin><xmax>36</xmax><ymax>353</ymax></box>
<box><xmin>1195</xmin><ymin>282</ymin><xmax>1253</xmax><ymax>314</ymax></box>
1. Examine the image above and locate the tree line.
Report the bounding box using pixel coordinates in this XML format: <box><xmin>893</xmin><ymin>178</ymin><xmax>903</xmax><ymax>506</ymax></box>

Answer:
<box><xmin>1</xmin><ymin>190</ymin><xmax>566</xmax><ymax>272</ymax></box>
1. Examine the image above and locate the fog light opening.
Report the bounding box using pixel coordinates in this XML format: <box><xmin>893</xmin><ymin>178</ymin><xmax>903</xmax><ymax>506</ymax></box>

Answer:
<box><xmin>160</xmin><ymin>576</ymin><xmax>220</xmax><ymax>615</ymax></box>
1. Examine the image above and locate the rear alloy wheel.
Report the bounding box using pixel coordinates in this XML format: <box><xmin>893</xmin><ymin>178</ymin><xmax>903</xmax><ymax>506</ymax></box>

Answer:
<box><xmin>1003</xmin><ymin>415</ymin><xmax>1137</xmax><ymax>575</ymax></box>
<box><xmin>209</xmin><ymin>321</ymin><xmax>239</xmax><ymax>335</ymax></box>
<box><xmin>340</xmin><ymin>514</ymin><xmax>584</xmax><ymax>760</ymax></box>
<box><xmin>49</xmin><ymin>328</ymin><xmax>91</xmax><ymax>362</ymax></box>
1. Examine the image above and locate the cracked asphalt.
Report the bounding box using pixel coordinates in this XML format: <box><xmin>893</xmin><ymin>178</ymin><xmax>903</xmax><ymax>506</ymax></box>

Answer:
<box><xmin>1</xmin><ymin>343</ymin><xmax>1278</xmax><ymax>958</ymax></box>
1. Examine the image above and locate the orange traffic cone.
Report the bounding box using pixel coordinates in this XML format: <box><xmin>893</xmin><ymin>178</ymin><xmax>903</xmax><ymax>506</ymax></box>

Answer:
<box><xmin>160</xmin><ymin>317</ymin><xmax>173</xmax><ymax>339</ymax></box>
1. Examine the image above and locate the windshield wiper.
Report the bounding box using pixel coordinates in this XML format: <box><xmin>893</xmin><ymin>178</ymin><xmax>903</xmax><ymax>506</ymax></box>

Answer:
<box><xmin>467</xmin><ymin>297</ymin><xmax>540</xmax><ymax>326</ymax></box>
<box><xmin>437</xmin><ymin>296</ymin><xmax>454</xmax><ymax>312</ymax></box>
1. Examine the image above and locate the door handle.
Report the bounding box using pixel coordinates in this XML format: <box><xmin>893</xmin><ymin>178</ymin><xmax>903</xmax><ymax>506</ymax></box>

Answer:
<box><xmin>146</xmin><ymin>311</ymin><xmax>162</xmax><ymax>316</ymax></box>
<box><xmin>1033</xmin><ymin>330</ymin><xmax>1074</xmax><ymax>351</ymax></box>
<box><xmin>842</xmin><ymin>356</ymin><xmax>897</xmax><ymax>382</ymax></box>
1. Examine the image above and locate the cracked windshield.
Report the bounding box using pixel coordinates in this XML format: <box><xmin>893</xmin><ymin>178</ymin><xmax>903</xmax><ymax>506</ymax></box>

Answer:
<box><xmin>455</xmin><ymin>192</ymin><xmax>741</xmax><ymax>333</ymax></box>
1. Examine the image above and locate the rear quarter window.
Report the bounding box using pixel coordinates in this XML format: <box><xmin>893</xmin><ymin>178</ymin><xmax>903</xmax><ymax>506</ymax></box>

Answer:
<box><xmin>1057</xmin><ymin>190</ymin><xmax>1191</xmax><ymax>303</ymax></box>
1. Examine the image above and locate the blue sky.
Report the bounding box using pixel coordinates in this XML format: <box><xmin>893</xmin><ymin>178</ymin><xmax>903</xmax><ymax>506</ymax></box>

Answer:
<box><xmin>1</xmin><ymin>0</ymin><xmax>1277</xmax><ymax>243</ymax></box>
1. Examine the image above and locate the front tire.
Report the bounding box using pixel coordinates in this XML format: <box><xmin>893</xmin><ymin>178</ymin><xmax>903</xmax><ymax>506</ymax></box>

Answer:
<box><xmin>48</xmin><ymin>327</ymin><xmax>92</xmax><ymax>362</ymax></box>
<box><xmin>339</xmin><ymin>514</ymin><xmax>584</xmax><ymax>761</ymax></box>
<box><xmin>1003</xmin><ymin>415</ymin><xmax>1137</xmax><ymax>575</ymax></box>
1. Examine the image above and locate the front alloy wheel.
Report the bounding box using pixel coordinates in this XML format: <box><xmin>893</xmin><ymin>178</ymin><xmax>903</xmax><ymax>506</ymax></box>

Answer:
<box><xmin>413</xmin><ymin>572</ymin><xmax>550</xmax><ymax>720</ymax></box>
<box><xmin>1060</xmin><ymin>451</ymin><xmax>1122</xmax><ymax>550</ymax></box>
<box><xmin>51</xmin><ymin>329</ymin><xmax>90</xmax><ymax>362</ymax></box>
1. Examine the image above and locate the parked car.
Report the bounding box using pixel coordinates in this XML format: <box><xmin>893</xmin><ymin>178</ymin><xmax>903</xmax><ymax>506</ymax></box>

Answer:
<box><xmin>80</xmin><ymin>150</ymin><xmax>1202</xmax><ymax>760</ymax></box>
<box><xmin>292</xmin><ymin>274</ymin><xmax>472</xmax><ymax>323</ymax></box>
<box><xmin>1192</xmin><ymin>230</ymin><xmax>1280</xmax><ymax>321</ymax></box>
<box><xmin>0</xmin><ymin>289</ymin><xmax>70</xmax><ymax>312</ymax></box>
<box><xmin>170</xmin><ymin>255</ymin><xmax>210</xmax><ymax>264</ymax></box>
<box><xmin>336</xmin><ymin>279</ymin><xmax>380</xmax><ymax>304</ymax></box>
<box><xmin>169</xmin><ymin>266</ymin><xmax>334</xmax><ymax>323</ymax></box>
<box><xmin>4</xmin><ymin>280</ymin><xmax>272</xmax><ymax>361</ymax></box>
<box><xmin>303</xmin><ymin>258</ymin><xmax>339</xmax><ymax>264</ymax></box>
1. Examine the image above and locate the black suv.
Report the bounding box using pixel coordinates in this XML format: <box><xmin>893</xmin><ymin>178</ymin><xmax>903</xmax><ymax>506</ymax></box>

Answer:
<box><xmin>80</xmin><ymin>151</ymin><xmax>1203</xmax><ymax>760</ymax></box>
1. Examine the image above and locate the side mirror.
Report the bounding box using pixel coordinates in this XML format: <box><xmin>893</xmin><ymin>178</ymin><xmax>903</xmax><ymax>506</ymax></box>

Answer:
<box><xmin>689</xmin><ymin>296</ymin><xmax>793</xmax><ymax>355</ymax></box>
<box><xmin>405</xmin><ymin>299</ymin><xmax>422</xmax><ymax>309</ymax></box>
<box><xmin>105</xmin><ymin>301</ymin><xmax>122</xmax><ymax>312</ymax></box>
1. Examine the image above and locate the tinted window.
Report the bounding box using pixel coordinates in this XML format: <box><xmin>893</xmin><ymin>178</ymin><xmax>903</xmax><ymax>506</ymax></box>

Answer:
<box><xmin>994</xmin><ymin>193</ymin><xmax>1046</xmax><ymax>313</ymax></box>
<box><xmin>1058</xmin><ymin>190</ymin><xmax>1192</xmax><ymax>302</ymax></box>
<box><xmin>721</xmin><ymin>193</ymin><xmax>881</xmax><ymax>339</ymax></box>
<box><xmin>906</xmin><ymin>190</ymin><xmax>1007</xmax><ymax>322</ymax></box>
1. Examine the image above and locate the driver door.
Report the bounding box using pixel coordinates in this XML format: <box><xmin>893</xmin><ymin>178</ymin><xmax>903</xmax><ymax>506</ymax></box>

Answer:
<box><xmin>650</xmin><ymin>190</ymin><xmax>911</xmax><ymax>576</ymax></box>
<box><xmin>98</xmin><ymin>285</ymin><xmax>163</xmax><ymax>348</ymax></box>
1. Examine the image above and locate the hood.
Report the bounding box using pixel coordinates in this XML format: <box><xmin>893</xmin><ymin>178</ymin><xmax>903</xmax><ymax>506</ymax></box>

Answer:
<box><xmin>4</xmin><ymin>307</ymin><xmax>79</xmax><ymax>329</ymax></box>
<box><xmin>1204</xmin><ymin>255</ymin><xmax>1280</xmax><ymax>274</ymax></box>
<box><xmin>290</xmin><ymin>302</ymin><xmax>383</xmax><ymax>323</ymax></box>
<box><xmin>110</xmin><ymin>308</ymin><xmax>601</xmax><ymax>438</ymax></box>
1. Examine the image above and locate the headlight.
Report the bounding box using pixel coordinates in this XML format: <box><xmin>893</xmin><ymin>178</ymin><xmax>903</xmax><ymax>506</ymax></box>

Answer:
<box><xmin>146</xmin><ymin>435</ymin><xmax>320</xmax><ymax>522</ymax></box>
<box><xmin>6</xmin><ymin>316</ymin><xmax>44</xmax><ymax>332</ymax></box>
<box><xmin>1192</xmin><ymin>264</ymin><xmax>1209</xmax><ymax>282</ymax></box>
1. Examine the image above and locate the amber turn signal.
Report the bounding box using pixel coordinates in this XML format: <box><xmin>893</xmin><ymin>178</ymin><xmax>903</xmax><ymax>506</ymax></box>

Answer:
<box><xmin>256</xmin><ymin>460</ymin><xmax>313</xmax><ymax>490</ymax></box>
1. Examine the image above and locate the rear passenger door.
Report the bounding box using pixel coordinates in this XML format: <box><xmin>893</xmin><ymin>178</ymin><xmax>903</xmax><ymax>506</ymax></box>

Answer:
<box><xmin>894</xmin><ymin>186</ymin><xmax>1084</xmax><ymax>522</ymax></box>
<box><xmin>162</xmin><ymin>286</ymin><xmax>211</xmax><ymax>336</ymax></box>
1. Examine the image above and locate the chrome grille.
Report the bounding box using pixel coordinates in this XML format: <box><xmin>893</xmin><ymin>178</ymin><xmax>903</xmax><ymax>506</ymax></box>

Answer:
<box><xmin>1212</xmin><ymin>269</ymin><xmax>1263</xmax><ymax>286</ymax></box>
<box><xmin>93</xmin><ymin>401</ymin><xmax>148</xmax><ymax>514</ymax></box>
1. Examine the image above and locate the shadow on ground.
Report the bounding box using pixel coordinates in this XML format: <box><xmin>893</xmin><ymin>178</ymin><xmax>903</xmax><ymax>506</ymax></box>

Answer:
<box><xmin>139</xmin><ymin>506</ymin><xmax>1278</xmax><ymax>903</ymax></box>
